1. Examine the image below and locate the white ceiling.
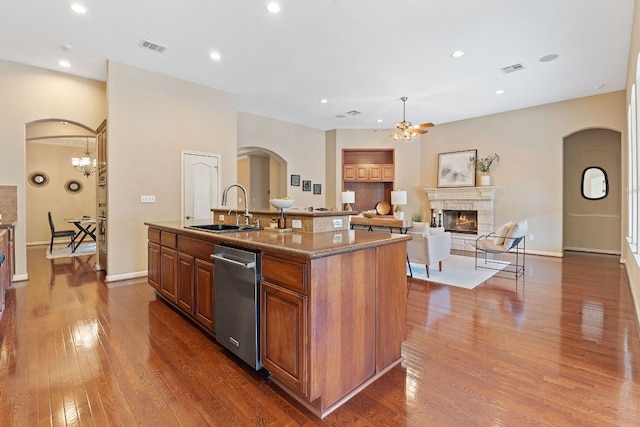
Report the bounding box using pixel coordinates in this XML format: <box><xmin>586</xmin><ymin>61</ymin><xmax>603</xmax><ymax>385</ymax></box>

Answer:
<box><xmin>0</xmin><ymin>0</ymin><xmax>634</xmax><ymax>131</ymax></box>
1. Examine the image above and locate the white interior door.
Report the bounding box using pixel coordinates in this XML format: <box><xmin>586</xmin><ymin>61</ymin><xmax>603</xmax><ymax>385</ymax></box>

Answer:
<box><xmin>182</xmin><ymin>151</ymin><xmax>220</xmax><ymax>221</ymax></box>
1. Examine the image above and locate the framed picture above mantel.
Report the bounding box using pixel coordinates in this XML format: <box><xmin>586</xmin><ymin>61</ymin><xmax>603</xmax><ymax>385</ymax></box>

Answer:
<box><xmin>437</xmin><ymin>149</ymin><xmax>476</xmax><ymax>188</ymax></box>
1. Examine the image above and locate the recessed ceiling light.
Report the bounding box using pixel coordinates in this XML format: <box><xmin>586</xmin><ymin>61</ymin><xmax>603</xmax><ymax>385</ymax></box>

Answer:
<box><xmin>319</xmin><ymin>99</ymin><xmax>328</xmax><ymax>104</ymax></box>
<box><xmin>494</xmin><ymin>89</ymin><xmax>505</xmax><ymax>95</ymax></box>
<box><xmin>61</xmin><ymin>43</ymin><xmax>73</xmax><ymax>51</ymax></box>
<box><xmin>377</xmin><ymin>119</ymin><xmax>383</xmax><ymax>123</ymax></box>
<box><xmin>595</xmin><ymin>84</ymin><xmax>605</xmax><ymax>90</ymax></box>
<box><xmin>70</xmin><ymin>3</ymin><xmax>87</xmax><ymax>14</ymax></box>
<box><xmin>451</xmin><ymin>50</ymin><xmax>465</xmax><ymax>58</ymax></box>
<box><xmin>209</xmin><ymin>51</ymin><xmax>221</xmax><ymax>61</ymax></box>
<box><xmin>539</xmin><ymin>53</ymin><xmax>559</xmax><ymax>62</ymax></box>
<box><xmin>59</xmin><ymin>60</ymin><xmax>71</xmax><ymax>68</ymax></box>
<box><xmin>266</xmin><ymin>2</ymin><xmax>281</xmax><ymax>13</ymax></box>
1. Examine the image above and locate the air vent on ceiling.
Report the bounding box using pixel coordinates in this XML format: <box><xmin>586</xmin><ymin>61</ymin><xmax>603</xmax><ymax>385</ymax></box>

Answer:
<box><xmin>500</xmin><ymin>63</ymin><xmax>525</xmax><ymax>74</ymax></box>
<box><xmin>346</xmin><ymin>110</ymin><xmax>361</xmax><ymax>116</ymax></box>
<box><xmin>140</xmin><ymin>39</ymin><xmax>167</xmax><ymax>54</ymax></box>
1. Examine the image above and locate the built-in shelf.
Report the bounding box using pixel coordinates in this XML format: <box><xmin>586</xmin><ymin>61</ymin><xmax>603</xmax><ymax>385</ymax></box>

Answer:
<box><xmin>342</xmin><ymin>149</ymin><xmax>395</xmax><ymax>212</ymax></box>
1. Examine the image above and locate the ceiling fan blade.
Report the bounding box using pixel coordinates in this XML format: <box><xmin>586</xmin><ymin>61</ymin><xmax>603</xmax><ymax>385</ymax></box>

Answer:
<box><xmin>414</xmin><ymin>122</ymin><xmax>435</xmax><ymax>129</ymax></box>
<box><xmin>410</xmin><ymin>128</ymin><xmax>428</xmax><ymax>134</ymax></box>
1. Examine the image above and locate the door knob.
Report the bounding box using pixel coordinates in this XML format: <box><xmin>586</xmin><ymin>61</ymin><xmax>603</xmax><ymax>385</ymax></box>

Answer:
<box><xmin>186</xmin><ymin>215</ymin><xmax>193</xmax><ymax>219</ymax></box>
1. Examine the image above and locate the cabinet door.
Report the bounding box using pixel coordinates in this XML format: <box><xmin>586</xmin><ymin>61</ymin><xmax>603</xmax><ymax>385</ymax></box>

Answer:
<box><xmin>160</xmin><ymin>247</ymin><xmax>177</xmax><ymax>302</ymax></box>
<box><xmin>177</xmin><ymin>252</ymin><xmax>195</xmax><ymax>313</ymax></box>
<box><xmin>148</xmin><ymin>241</ymin><xmax>160</xmax><ymax>291</ymax></box>
<box><xmin>369</xmin><ymin>164</ymin><xmax>382</xmax><ymax>180</ymax></box>
<box><xmin>381</xmin><ymin>164</ymin><xmax>394</xmax><ymax>181</ymax></box>
<box><xmin>343</xmin><ymin>165</ymin><xmax>357</xmax><ymax>181</ymax></box>
<box><xmin>194</xmin><ymin>258</ymin><xmax>214</xmax><ymax>331</ymax></box>
<box><xmin>261</xmin><ymin>281</ymin><xmax>308</xmax><ymax>397</ymax></box>
<box><xmin>355</xmin><ymin>164</ymin><xmax>369</xmax><ymax>180</ymax></box>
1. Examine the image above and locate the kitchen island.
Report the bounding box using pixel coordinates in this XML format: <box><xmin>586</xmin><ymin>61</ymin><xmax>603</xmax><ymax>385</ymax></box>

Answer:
<box><xmin>145</xmin><ymin>220</ymin><xmax>409</xmax><ymax>418</ymax></box>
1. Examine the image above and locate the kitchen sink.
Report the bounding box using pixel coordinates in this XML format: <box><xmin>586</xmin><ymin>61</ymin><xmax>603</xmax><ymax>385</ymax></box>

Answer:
<box><xmin>186</xmin><ymin>224</ymin><xmax>261</xmax><ymax>233</ymax></box>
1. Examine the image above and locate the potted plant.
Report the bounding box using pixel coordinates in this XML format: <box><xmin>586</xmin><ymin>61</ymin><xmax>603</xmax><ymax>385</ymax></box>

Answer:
<box><xmin>473</xmin><ymin>153</ymin><xmax>499</xmax><ymax>186</ymax></box>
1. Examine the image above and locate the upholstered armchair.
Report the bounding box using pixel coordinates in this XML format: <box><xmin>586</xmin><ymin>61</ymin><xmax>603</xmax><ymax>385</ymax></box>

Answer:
<box><xmin>407</xmin><ymin>223</ymin><xmax>452</xmax><ymax>278</ymax></box>
<box><xmin>475</xmin><ymin>220</ymin><xmax>527</xmax><ymax>278</ymax></box>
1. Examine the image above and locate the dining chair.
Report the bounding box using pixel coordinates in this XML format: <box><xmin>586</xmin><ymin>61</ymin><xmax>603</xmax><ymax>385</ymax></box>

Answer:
<box><xmin>48</xmin><ymin>211</ymin><xmax>76</xmax><ymax>253</ymax></box>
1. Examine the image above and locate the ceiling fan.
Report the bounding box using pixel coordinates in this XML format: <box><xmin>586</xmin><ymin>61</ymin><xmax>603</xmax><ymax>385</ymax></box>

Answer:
<box><xmin>391</xmin><ymin>97</ymin><xmax>434</xmax><ymax>141</ymax></box>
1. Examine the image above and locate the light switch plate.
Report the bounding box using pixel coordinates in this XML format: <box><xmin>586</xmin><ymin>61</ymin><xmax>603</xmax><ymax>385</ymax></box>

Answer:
<box><xmin>140</xmin><ymin>195</ymin><xmax>156</xmax><ymax>203</ymax></box>
<box><xmin>333</xmin><ymin>219</ymin><xmax>342</xmax><ymax>228</ymax></box>
<box><xmin>292</xmin><ymin>220</ymin><xmax>302</xmax><ymax>229</ymax></box>
<box><xmin>219</xmin><ymin>215</ymin><xmax>225</xmax><ymax>221</ymax></box>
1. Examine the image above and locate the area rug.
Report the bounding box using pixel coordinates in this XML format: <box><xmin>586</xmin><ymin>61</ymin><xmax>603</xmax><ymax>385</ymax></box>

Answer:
<box><xmin>46</xmin><ymin>243</ymin><xmax>96</xmax><ymax>259</ymax></box>
<box><xmin>407</xmin><ymin>255</ymin><xmax>510</xmax><ymax>289</ymax></box>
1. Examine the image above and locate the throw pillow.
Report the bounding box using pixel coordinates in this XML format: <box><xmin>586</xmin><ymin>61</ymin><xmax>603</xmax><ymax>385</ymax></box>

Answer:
<box><xmin>493</xmin><ymin>222</ymin><xmax>512</xmax><ymax>245</ymax></box>
<box><xmin>506</xmin><ymin>220</ymin><xmax>528</xmax><ymax>248</ymax></box>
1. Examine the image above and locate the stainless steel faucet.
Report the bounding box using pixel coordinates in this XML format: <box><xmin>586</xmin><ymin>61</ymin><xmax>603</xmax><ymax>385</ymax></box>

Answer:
<box><xmin>222</xmin><ymin>183</ymin><xmax>252</xmax><ymax>225</ymax></box>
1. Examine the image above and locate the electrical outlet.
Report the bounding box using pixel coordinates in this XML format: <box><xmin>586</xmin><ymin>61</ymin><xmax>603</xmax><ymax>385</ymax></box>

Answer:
<box><xmin>140</xmin><ymin>195</ymin><xmax>156</xmax><ymax>203</ymax></box>
<box><xmin>218</xmin><ymin>215</ymin><xmax>224</xmax><ymax>221</ymax></box>
<box><xmin>333</xmin><ymin>219</ymin><xmax>343</xmax><ymax>228</ymax></box>
<box><xmin>529</xmin><ymin>234</ymin><xmax>534</xmax><ymax>241</ymax></box>
<box><xmin>292</xmin><ymin>219</ymin><xmax>302</xmax><ymax>229</ymax></box>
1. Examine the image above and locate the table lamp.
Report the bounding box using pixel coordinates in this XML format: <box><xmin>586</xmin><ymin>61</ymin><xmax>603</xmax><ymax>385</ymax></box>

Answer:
<box><xmin>391</xmin><ymin>190</ymin><xmax>407</xmax><ymax>220</ymax></box>
<box><xmin>342</xmin><ymin>191</ymin><xmax>355</xmax><ymax>211</ymax></box>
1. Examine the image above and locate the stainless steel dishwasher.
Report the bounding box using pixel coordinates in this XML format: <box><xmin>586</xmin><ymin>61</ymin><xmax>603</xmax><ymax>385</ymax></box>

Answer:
<box><xmin>212</xmin><ymin>244</ymin><xmax>262</xmax><ymax>370</ymax></box>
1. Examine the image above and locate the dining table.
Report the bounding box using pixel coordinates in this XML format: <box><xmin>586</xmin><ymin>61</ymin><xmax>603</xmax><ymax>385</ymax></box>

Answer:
<box><xmin>65</xmin><ymin>217</ymin><xmax>97</xmax><ymax>252</ymax></box>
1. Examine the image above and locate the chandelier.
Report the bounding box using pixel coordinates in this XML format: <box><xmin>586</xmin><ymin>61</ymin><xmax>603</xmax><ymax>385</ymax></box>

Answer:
<box><xmin>390</xmin><ymin>97</ymin><xmax>434</xmax><ymax>141</ymax></box>
<box><xmin>71</xmin><ymin>138</ymin><xmax>96</xmax><ymax>178</ymax></box>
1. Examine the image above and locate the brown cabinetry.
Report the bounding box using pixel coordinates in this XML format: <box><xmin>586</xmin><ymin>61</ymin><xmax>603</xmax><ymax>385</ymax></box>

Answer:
<box><xmin>160</xmin><ymin>247</ymin><xmax>177</xmax><ymax>302</ymax></box>
<box><xmin>147</xmin><ymin>227</ymin><xmax>215</xmax><ymax>333</ymax></box>
<box><xmin>342</xmin><ymin>149</ymin><xmax>395</xmax><ymax>212</ymax></box>
<box><xmin>148</xmin><ymin>241</ymin><xmax>160</xmax><ymax>291</ymax></box>
<box><xmin>261</xmin><ymin>253</ymin><xmax>309</xmax><ymax>397</ymax></box>
<box><xmin>259</xmin><ymin>245</ymin><xmax>406</xmax><ymax>417</ymax></box>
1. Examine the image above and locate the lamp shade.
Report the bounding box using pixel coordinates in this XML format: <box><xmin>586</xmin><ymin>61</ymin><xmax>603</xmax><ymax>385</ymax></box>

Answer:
<box><xmin>391</xmin><ymin>190</ymin><xmax>407</xmax><ymax>205</ymax></box>
<box><xmin>341</xmin><ymin>191</ymin><xmax>355</xmax><ymax>203</ymax></box>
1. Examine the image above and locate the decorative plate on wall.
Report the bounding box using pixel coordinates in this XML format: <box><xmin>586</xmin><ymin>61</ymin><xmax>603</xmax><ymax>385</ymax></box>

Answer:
<box><xmin>28</xmin><ymin>171</ymin><xmax>49</xmax><ymax>187</ymax></box>
<box><xmin>64</xmin><ymin>179</ymin><xmax>83</xmax><ymax>194</ymax></box>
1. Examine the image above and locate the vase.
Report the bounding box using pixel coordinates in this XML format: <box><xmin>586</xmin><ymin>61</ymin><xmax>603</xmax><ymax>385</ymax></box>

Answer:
<box><xmin>480</xmin><ymin>174</ymin><xmax>491</xmax><ymax>186</ymax></box>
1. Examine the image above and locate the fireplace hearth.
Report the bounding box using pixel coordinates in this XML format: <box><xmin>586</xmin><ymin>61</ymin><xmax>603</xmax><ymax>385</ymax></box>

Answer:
<box><xmin>443</xmin><ymin>210</ymin><xmax>478</xmax><ymax>234</ymax></box>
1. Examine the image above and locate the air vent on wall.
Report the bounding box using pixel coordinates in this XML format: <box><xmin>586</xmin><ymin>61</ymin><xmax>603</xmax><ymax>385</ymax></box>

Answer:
<box><xmin>140</xmin><ymin>39</ymin><xmax>167</xmax><ymax>54</ymax></box>
<box><xmin>500</xmin><ymin>63</ymin><xmax>525</xmax><ymax>74</ymax></box>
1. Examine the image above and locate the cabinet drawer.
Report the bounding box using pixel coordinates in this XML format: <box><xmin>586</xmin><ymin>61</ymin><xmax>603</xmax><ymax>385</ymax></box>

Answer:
<box><xmin>161</xmin><ymin>231</ymin><xmax>177</xmax><ymax>248</ymax></box>
<box><xmin>262</xmin><ymin>253</ymin><xmax>308</xmax><ymax>293</ymax></box>
<box><xmin>178</xmin><ymin>235</ymin><xmax>216</xmax><ymax>260</ymax></box>
<box><xmin>148</xmin><ymin>228</ymin><xmax>161</xmax><ymax>243</ymax></box>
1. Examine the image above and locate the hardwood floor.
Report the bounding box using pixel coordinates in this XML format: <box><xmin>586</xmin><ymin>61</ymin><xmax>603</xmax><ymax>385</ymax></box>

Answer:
<box><xmin>1</xmin><ymin>247</ymin><xmax>639</xmax><ymax>426</ymax></box>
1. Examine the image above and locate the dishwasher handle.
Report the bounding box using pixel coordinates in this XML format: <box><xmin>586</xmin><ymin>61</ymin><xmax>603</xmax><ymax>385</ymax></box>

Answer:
<box><xmin>211</xmin><ymin>253</ymin><xmax>256</xmax><ymax>270</ymax></box>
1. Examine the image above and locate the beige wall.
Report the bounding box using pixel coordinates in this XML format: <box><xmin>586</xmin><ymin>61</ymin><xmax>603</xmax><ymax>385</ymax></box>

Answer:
<box><xmin>0</xmin><ymin>59</ymin><xmax>106</xmax><ymax>280</ymax></box>
<box><xmin>26</xmin><ymin>142</ymin><xmax>97</xmax><ymax>243</ymax></box>
<box><xmin>238</xmin><ymin>112</ymin><xmax>326</xmax><ymax>208</ymax></box>
<box><xmin>422</xmin><ymin>91</ymin><xmax>625</xmax><ymax>256</ymax></box>
<box><xmin>106</xmin><ymin>61</ymin><xmax>238</xmax><ymax>281</ymax></box>
<box><xmin>623</xmin><ymin>0</ymin><xmax>640</xmax><ymax>329</ymax></box>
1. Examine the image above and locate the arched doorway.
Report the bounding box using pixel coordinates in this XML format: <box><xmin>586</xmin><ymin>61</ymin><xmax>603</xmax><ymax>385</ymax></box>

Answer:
<box><xmin>25</xmin><ymin>119</ymin><xmax>97</xmax><ymax>246</ymax></box>
<box><xmin>237</xmin><ymin>147</ymin><xmax>287</xmax><ymax>210</ymax></box>
<box><xmin>563</xmin><ymin>128</ymin><xmax>621</xmax><ymax>254</ymax></box>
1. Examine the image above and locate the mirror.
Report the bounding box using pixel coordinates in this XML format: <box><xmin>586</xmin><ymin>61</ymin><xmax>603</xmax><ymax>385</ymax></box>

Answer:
<box><xmin>581</xmin><ymin>166</ymin><xmax>608</xmax><ymax>200</ymax></box>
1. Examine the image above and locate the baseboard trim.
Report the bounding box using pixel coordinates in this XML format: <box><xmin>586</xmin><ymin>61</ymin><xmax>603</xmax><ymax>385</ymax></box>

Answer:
<box><xmin>105</xmin><ymin>270</ymin><xmax>148</xmax><ymax>286</ymax></box>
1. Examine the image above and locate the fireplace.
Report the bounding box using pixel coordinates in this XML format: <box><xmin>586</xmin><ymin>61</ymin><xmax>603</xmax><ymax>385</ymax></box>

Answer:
<box><xmin>425</xmin><ymin>187</ymin><xmax>497</xmax><ymax>251</ymax></box>
<box><xmin>443</xmin><ymin>210</ymin><xmax>478</xmax><ymax>234</ymax></box>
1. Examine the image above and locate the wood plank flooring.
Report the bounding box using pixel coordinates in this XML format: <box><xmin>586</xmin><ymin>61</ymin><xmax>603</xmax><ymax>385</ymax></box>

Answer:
<box><xmin>0</xmin><ymin>247</ymin><xmax>639</xmax><ymax>426</ymax></box>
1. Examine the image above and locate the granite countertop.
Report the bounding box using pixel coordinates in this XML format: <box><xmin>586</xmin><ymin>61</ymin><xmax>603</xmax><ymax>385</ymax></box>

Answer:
<box><xmin>145</xmin><ymin>220</ymin><xmax>409</xmax><ymax>259</ymax></box>
<box><xmin>211</xmin><ymin>208</ymin><xmax>357</xmax><ymax>217</ymax></box>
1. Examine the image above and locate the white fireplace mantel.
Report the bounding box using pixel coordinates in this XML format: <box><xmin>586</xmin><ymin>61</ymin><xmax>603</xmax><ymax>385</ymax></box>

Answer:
<box><xmin>425</xmin><ymin>187</ymin><xmax>497</xmax><ymax>201</ymax></box>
